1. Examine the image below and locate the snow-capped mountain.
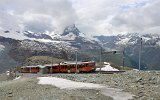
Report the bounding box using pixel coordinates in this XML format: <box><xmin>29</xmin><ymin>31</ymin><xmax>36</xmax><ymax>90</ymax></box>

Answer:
<box><xmin>0</xmin><ymin>25</ymin><xmax>100</xmax><ymax>73</ymax></box>
<box><xmin>62</xmin><ymin>24</ymin><xmax>80</xmax><ymax>36</ymax></box>
<box><xmin>94</xmin><ymin>33</ymin><xmax>160</xmax><ymax>49</ymax></box>
<box><xmin>0</xmin><ymin>24</ymin><xmax>97</xmax><ymax>46</ymax></box>
<box><xmin>1</xmin><ymin>24</ymin><xmax>160</xmax><ymax>72</ymax></box>
<box><xmin>95</xmin><ymin>33</ymin><xmax>160</xmax><ymax>70</ymax></box>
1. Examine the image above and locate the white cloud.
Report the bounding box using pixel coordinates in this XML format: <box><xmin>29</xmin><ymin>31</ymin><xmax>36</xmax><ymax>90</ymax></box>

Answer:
<box><xmin>109</xmin><ymin>0</ymin><xmax>160</xmax><ymax>34</ymax></box>
<box><xmin>0</xmin><ymin>0</ymin><xmax>159</xmax><ymax>36</ymax></box>
<box><xmin>70</xmin><ymin>0</ymin><xmax>157</xmax><ymax>35</ymax></box>
<box><xmin>0</xmin><ymin>0</ymin><xmax>77</xmax><ymax>33</ymax></box>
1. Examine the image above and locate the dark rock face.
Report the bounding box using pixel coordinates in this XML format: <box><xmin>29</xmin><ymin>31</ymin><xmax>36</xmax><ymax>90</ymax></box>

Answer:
<box><xmin>0</xmin><ymin>41</ymin><xmax>20</xmax><ymax>73</ymax></box>
<box><xmin>62</xmin><ymin>24</ymin><xmax>80</xmax><ymax>36</ymax></box>
<box><xmin>4</xmin><ymin>30</ymin><xmax>10</xmax><ymax>33</ymax></box>
<box><xmin>0</xmin><ymin>38</ymin><xmax>67</xmax><ymax>73</ymax></box>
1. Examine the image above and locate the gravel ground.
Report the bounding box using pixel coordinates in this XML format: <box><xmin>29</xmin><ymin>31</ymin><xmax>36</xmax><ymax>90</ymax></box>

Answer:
<box><xmin>53</xmin><ymin>70</ymin><xmax>160</xmax><ymax>100</ymax></box>
<box><xmin>0</xmin><ymin>75</ymin><xmax>112</xmax><ymax>100</ymax></box>
<box><xmin>0</xmin><ymin>70</ymin><xmax>160</xmax><ymax>100</ymax></box>
<box><xmin>0</xmin><ymin>73</ymin><xmax>15</xmax><ymax>81</ymax></box>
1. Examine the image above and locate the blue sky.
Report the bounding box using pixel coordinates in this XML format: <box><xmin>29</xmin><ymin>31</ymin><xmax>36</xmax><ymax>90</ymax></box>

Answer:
<box><xmin>0</xmin><ymin>0</ymin><xmax>159</xmax><ymax>36</ymax></box>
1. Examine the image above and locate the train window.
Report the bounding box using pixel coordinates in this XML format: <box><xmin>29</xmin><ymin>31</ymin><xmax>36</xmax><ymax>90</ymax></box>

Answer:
<box><xmin>71</xmin><ymin>65</ymin><xmax>73</xmax><ymax>68</ymax></box>
<box><xmin>61</xmin><ymin>65</ymin><xmax>64</xmax><ymax>69</ymax></box>
<box><xmin>46</xmin><ymin>66</ymin><xmax>51</xmax><ymax>69</ymax></box>
<box><xmin>79</xmin><ymin>64</ymin><xmax>82</xmax><ymax>68</ymax></box>
<box><xmin>64</xmin><ymin>65</ymin><xmax>67</xmax><ymax>69</ymax></box>
<box><xmin>89</xmin><ymin>63</ymin><xmax>94</xmax><ymax>66</ymax></box>
<box><xmin>68</xmin><ymin>65</ymin><xmax>71</xmax><ymax>70</ymax></box>
<box><xmin>61</xmin><ymin>65</ymin><xmax>67</xmax><ymax>69</ymax></box>
<box><xmin>82</xmin><ymin>64</ymin><xmax>84</xmax><ymax>68</ymax></box>
<box><xmin>26</xmin><ymin>68</ymin><xmax>30</xmax><ymax>71</ymax></box>
<box><xmin>52</xmin><ymin>66</ymin><xmax>57</xmax><ymax>69</ymax></box>
<box><xmin>63</xmin><ymin>65</ymin><xmax>66</xmax><ymax>69</ymax></box>
<box><xmin>81</xmin><ymin>64</ymin><xmax>85</xmax><ymax>68</ymax></box>
<box><xmin>71</xmin><ymin>65</ymin><xmax>75</xmax><ymax>68</ymax></box>
<box><xmin>47</xmin><ymin>66</ymin><xmax>51</xmax><ymax>69</ymax></box>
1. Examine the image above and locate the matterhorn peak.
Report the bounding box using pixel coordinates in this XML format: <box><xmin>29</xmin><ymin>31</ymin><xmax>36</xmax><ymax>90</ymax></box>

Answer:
<box><xmin>62</xmin><ymin>24</ymin><xmax>80</xmax><ymax>36</ymax></box>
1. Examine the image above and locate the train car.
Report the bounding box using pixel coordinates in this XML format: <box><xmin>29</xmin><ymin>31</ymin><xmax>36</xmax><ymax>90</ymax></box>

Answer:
<box><xmin>41</xmin><ymin>61</ymin><xmax>96</xmax><ymax>73</ymax></box>
<box><xmin>20</xmin><ymin>61</ymin><xmax>96</xmax><ymax>73</ymax></box>
<box><xmin>44</xmin><ymin>64</ymin><xmax>59</xmax><ymax>74</ymax></box>
<box><xmin>20</xmin><ymin>66</ymin><xmax>40</xmax><ymax>73</ymax></box>
<box><xmin>59</xmin><ymin>61</ymin><xmax>96</xmax><ymax>73</ymax></box>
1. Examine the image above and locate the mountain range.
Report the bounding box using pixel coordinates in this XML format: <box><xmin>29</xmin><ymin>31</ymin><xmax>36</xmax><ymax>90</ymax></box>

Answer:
<box><xmin>0</xmin><ymin>25</ymin><xmax>160</xmax><ymax>72</ymax></box>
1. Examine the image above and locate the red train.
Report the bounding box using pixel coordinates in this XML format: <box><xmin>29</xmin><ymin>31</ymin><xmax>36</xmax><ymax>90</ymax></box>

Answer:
<box><xmin>20</xmin><ymin>61</ymin><xmax>96</xmax><ymax>73</ymax></box>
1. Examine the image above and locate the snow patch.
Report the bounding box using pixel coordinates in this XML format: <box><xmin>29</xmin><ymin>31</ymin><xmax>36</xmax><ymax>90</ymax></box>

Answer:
<box><xmin>156</xmin><ymin>41</ymin><xmax>160</xmax><ymax>46</ymax></box>
<box><xmin>116</xmin><ymin>38</ymin><xmax>130</xmax><ymax>45</ymax></box>
<box><xmin>133</xmin><ymin>69</ymin><xmax>139</xmax><ymax>71</ymax></box>
<box><xmin>38</xmin><ymin>77</ymin><xmax>104</xmax><ymax>90</ymax></box>
<box><xmin>0</xmin><ymin>30</ymin><xmax>30</xmax><ymax>40</ymax></box>
<box><xmin>96</xmin><ymin>62</ymin><xmax>119</xmax><ymax>71</ymax></box>
<box><xmin>143</xmin><ymin>37</ymin><xmax>151</xmax><ymax>42</ymax></box>
<box><xmin>13</xmin><ymin>76</ymin><xmax>21</xmax><ymax>80</ymax></box>
<box><xmin>61</xmin><ymin>32</ymin><xmax>77</xmax><ymax>40</ymax></box>
<box><xmin>36</xmin><ymin>39</ymin><xmax>61</xmax><ymax>43</ymax></box>
<box><xmin>0</xmin><ymin>44</ymin><xmax>5</xmax><ymax>51</ymax></box>
<box><xmin>6</xmin><ymin>71</ymin><xmax>10</xmax><ymax>76</ymax></box>
<box><xmin>38</xmin><ymin>77</ymin><xmax>134</xmax><ymax>100</ymax></box>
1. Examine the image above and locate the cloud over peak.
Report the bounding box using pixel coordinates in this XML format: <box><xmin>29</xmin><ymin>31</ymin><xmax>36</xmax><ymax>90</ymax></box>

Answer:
<box><xmin>0</xmin><ymin>0</ymin><xmax>159</xmax><ymax>35</ymax></box>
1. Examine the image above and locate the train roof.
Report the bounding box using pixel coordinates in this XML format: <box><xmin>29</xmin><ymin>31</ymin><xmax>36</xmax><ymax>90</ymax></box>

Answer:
<box><xmin>21</xmin><ymin>65</ymin><xmax>47</xmax><ymax>68</ymax></box>
<box><xmin>43</xmin><ymin>64</ymin><xmax>59</xmax><ymax>66</ymax></box>
<box><xmin>21</xmin><ymin>65</ymin><xmax>40</xmax><ymax>68</ymax></box>
<box><xmin>60</xmin><ymin>61</ymin><xmax>95</xmax><ymax>65</ymax></box>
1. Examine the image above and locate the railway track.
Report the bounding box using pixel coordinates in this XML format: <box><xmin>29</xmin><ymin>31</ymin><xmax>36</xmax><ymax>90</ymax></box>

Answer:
<box><xmin>93</xmin><ymin>70</ymin><xmax>125</xmax><ymax>74</ymax></box>
<box><xmin>19</xmin><ymin>70</ymin><xmax>126</xmax><ymax>75</ymax></box>
<box><xmin>73</xmin><ymin>71</ymin><xmax>126</xmax><ymax>74</ymax></box>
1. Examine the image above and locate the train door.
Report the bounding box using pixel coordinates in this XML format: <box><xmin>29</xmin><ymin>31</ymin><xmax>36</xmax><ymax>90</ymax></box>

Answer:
<box><xmin>70</xmin><ymin>64</ymin><xmax>75</xmax><ymax>72</ymax></box>
<box><xmin>68</xmin><ymin>65</ymin><xmax>71</xmax><ymax>73</ymax></box>
<box><xmin>47</xmin><ymin>66</ymin><xmax>50</xmax><ymax>74</ymax></box>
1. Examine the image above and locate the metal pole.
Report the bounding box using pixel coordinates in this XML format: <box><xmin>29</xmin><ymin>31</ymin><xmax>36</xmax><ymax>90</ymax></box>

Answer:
<box><xmin>30</xmin><ymin>67</ymin><xmax>31</xmax><ymax>73</ymax></box>
<box><xmin>51</xmin><ymin>46</ymin><xmax>53</xmax><ymax>74</ymax></box>
<box><xmin>122</xmin><ymin>50</ymin><xmax>125</xmax><ymax>70</ymax></box>
<box><xmin>99</xmin><ymin>46</ymin><xmax>102</xmax><ymax>73</ymax></box>
<box><xmin>75</xmin><ymin>51</ymin><xmax>78</xmax><ymax>73</ymax></box>
<box><xmin>139</xmin><ymin>37</ymin><xmax>142</xmax><ymax>70</ymax></box>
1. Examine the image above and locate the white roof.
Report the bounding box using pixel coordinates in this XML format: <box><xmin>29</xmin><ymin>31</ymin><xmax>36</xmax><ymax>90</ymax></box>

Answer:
<box><xmin>21</xmin><ymin>66</ymin><xmax>38</xmax><ymax>68</ymax></box>
<box><xmin>60</xmin><ymin>61</ymin><xmax>95</xmax><ymax>65</ymax></box>
<box><xmin>43</xmin><ymin>64</ymin><xmax>59</xmax><ymax>67</ymax></box>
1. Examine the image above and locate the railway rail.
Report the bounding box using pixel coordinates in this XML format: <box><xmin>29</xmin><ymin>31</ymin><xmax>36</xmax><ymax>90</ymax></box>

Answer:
<box><xmin>93</xmin><ymin>70</ymin><xmax>125</xmax><ymax>74</ymax></box>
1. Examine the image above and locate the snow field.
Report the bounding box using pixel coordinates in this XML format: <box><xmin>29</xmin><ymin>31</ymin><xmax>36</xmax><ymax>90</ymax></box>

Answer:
<box><xmin>38</xmin><ymin>77</ymin><xmax>134</xmax><ymax>100</ymax></box>
<box><xmin>96</xmin><ymin>62</ymin><xmax>119</xmax><ymax>71</ymax></box>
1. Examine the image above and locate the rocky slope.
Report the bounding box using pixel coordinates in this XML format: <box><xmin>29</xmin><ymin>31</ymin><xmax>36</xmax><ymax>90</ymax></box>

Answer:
<box><xmin>54</xmin><ymin>70</ymin><xmax>160</xmax><ymax>100</ymax></box>
<box><xmin>1</xmin><ymin>25</ymin><xmax>160</xmax><ymax>72</ymax></box>
<box><xmin>0</xmin><ymin>25</ymin><xmax>100</xmax><ymax>73</ymax></box>
<box><xmin>95</xmin><ymin>33</ymin><xmax>160</xmax><ymax>70</ymax></box>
